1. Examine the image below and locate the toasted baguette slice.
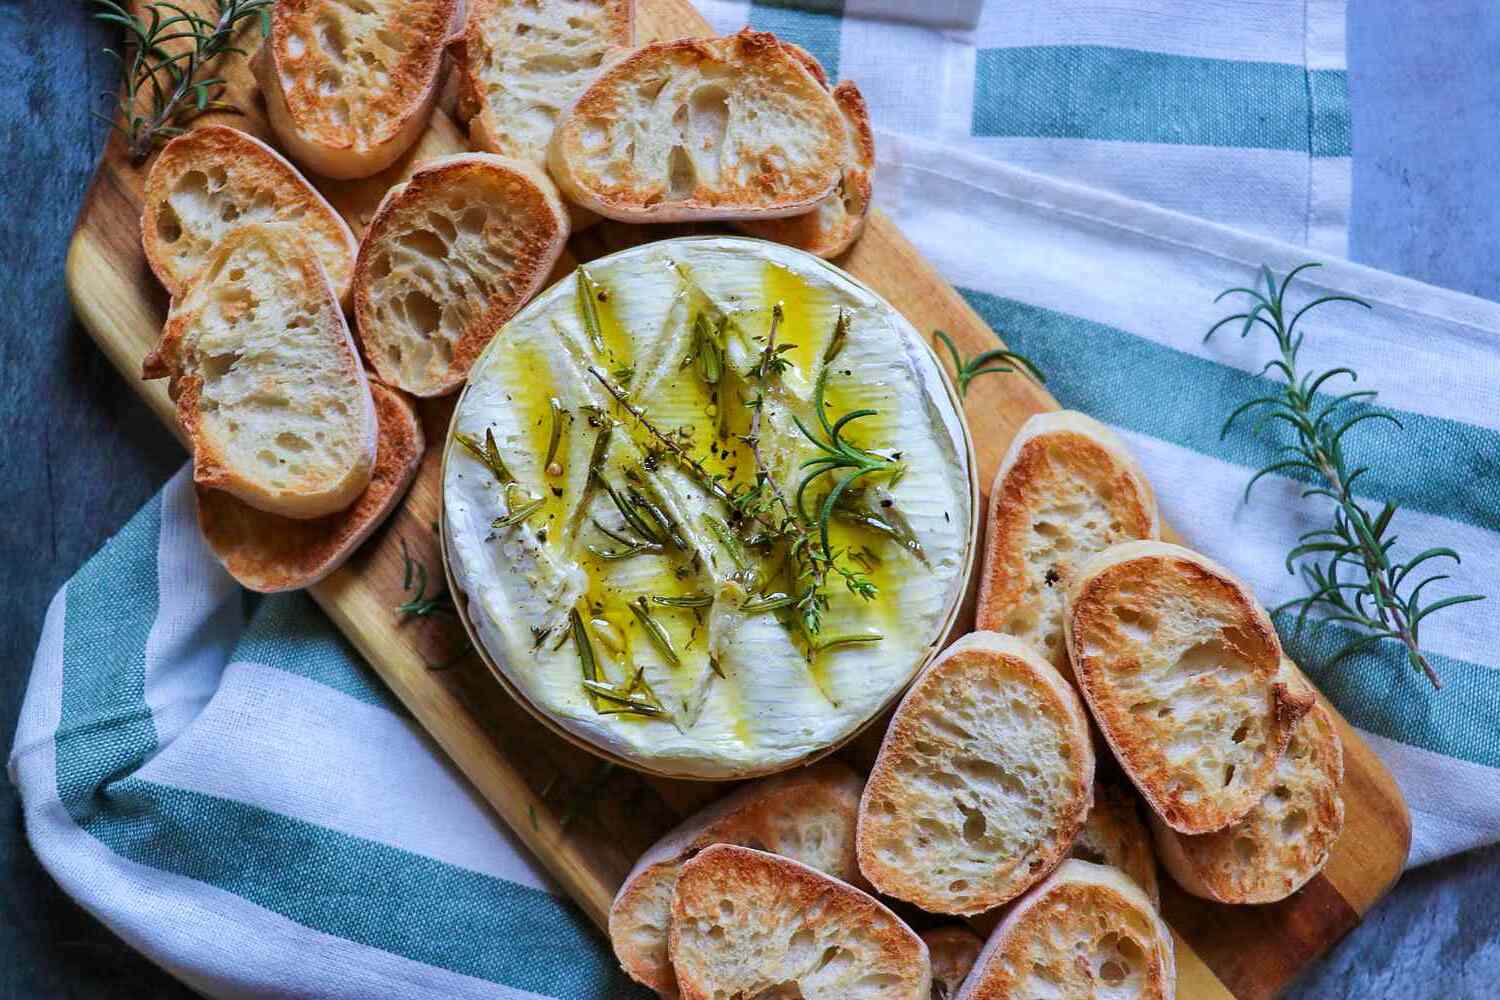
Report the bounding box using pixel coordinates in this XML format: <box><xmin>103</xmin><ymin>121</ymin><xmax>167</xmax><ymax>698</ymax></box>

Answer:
<box><xmin>670</xmin><ymin>844</ymin><xmax>931</xmax><ymax>1000</ymax></box>
<box><xmin>737</xmin><ymin>80</ymin><xmax>875</xmax><ymax>258</ymax></box>
<box><xmin>857</xmin><ymin>632</ymin><xmax>1095</xmax><ymax>915</ymax></box>
<box><xmin>352</xmin><ymin>153</ymin><xmax>569</xmax><ymax>396</ymax></box>
<box><xmin>197</xmin><ymin>382</ymin><xmax>423</xmax><ymax>592</ymax></box>
<box><xmin>1071</xmin><ymin>780</ymin><xmax>1160</xmax><ymax>908</ymax></box>
<box><xmin>778</xmin><ymin>40</ymin><xmax>830</xmax><ymax>89</ymax></box>
<box><xmin>611</xmin><ymin>760</ymin><xmax>863</xmax><ymax>996</ymax></box>
<box><xmin>145</xmin><ymin>223</ymin><xmax>378</xmax><ymax>519</ymax></box>
<box><xmin>921</xmin><ymin>926</ymin><xmax>984</xmax><ymax>1000</ymax></box>
<box><xmin>1149</xmin><ymin>688</ymin><xmax>1344</xmax><ymax>903</ymax></box>
<box><xmin>254</xmin><ymin>0</ymin><xmax>464</xmax><ymax>179</ymax></box>
<box><xmin>957</xmin><ymin>860</ymin><xmax>1175</xmax><ymax>1000</ymax></box>
<box><xmin>1066</xmin><ymin>541</ymin><xmax>1314</xmax><ymax>835</ymax></box>
<box><xmin>456</xmin><ymin>0</ymin><xmax>634</xmax><ymax>167</ymax></box>
<box><xmin>548</xmin><ymin>30</ymin><xmax>846</xmax><ymax>222</ymax></box>
<box><xmin>142</xmin><ymin>125</ymin><xmax>358</xmax><ymax>305</ymax></box>
<box><xmin>976</xmin><ymin>410</ymin><xmax>1158</xmax><ymax>679</ymax></box>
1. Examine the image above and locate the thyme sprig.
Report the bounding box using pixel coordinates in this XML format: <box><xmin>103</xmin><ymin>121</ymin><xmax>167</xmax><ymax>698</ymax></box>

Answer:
<box><xmin>92</xmin><ymin>0</ymin><xmax>274</xmax><ymax>164</ymax></box>
<box><xmin>1209</xmin><ymin>263</ymin><xmax>1484</xmax><ymax>689</ymax></box>
<box><xmin>932</xmin><ymin>329</ymin><xmax>1044</xmax><ymax>398</ymax></box>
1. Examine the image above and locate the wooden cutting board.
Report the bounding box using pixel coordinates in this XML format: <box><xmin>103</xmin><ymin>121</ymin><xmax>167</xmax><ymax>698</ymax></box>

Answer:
<box><xmin>65</xmin><ymin>2</ymin><xmax>1409</xmax><ymax>996</ymax></box>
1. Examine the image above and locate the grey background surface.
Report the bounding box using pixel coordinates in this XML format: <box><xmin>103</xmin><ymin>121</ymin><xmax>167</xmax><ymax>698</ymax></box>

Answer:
<box><xmin>2</xmin><ymin>2</ymin><xmax>1496</xmax><ymax>997</ymax></box>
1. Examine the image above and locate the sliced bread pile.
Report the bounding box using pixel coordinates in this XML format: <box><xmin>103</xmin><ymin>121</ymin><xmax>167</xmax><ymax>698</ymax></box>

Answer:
<box><xmin>604</xmin><ymin>403</ymin><xmax>1347</xmax><ymax>997</ymax></box>
<box><xmin>144</xmin><ymin>223</ymin><xmax>378</xmax><ymax>520</ymax></box>
<box><xmin>610</xmin><ymin>761</ymin><xmax>864</xmax><ymax>995</ymax></box>
<box><xmin>139</xmin><ymin>126</ymin><xmax>421</xmax><ymax>591</ymax></box>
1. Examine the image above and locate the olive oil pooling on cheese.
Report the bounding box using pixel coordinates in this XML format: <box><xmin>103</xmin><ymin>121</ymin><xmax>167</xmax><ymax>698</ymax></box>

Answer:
<box><xmin>458</xmin><ymin>260</ymin><xmax>933</xmax><ymax>737</ymax></box>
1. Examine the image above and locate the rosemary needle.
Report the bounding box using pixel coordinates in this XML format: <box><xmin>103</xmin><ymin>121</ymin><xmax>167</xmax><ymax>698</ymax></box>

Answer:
<box><xmin>630</xmin><ymin>597</ymin><xmax>682</xmax><ymax>668</ymax></box>
<box><xmin>651</xmin><ymin>594</ymin><xmax>714</xmax><ymax>608</ymax></box>
<box><xmin>576</xmin><ymin>267</ymin><xmax>606</xmax><ymax>353</ymax></box>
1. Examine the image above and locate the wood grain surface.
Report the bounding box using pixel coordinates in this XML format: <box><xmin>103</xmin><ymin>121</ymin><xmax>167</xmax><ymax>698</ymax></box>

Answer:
<box><xmin>64</xmin><ymin>2</ymin><xmax>1410</xmax><ymax>997</ymax></box>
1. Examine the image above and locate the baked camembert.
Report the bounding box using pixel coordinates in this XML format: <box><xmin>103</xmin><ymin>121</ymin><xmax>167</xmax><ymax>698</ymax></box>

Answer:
<box><xmin>443</xmin><ymin>237</ymin><xmax>972</xmax><ymax>777</ymax></box>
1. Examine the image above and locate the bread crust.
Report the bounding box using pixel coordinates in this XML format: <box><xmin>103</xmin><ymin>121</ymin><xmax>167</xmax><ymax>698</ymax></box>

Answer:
<box><xmin>670</xmin><ymin>844</ymin><xmax>931</xmax><ymax>1000</ymax></box>
<box><xmin>1071</xmin><ymin>780</ymin><xmax>1161</xmax><ymax>908</ymax></box>
<box><xmin>1065</xmin><ymin>541</ymin><xmax>1314</xmax><ymax>835</ymax></box>
<box><xmin>146</xmin><ymin>224</ymin><xmax>378</xmax><ymax>520</ymax></box>
<box><xmin>975</xmin><ymin>410</ymin><xmax>1158</xmax><ymax>679</ymax></box>
<box><xmin>253</xmin><ymin>0</ymin><xmax>463</xmax><ymax>180</ymax></box>
<box><xmin>921</xmin><ymin>925</ymin><xmax>984</xmax><ymax>1000</ymax></box>
<box><xmin>547</xmin><ymin>30</ymin><xmax>845</xmax><ymax>222</ymax></box>
<box><xmin>857</xmin><ymin>632</ymin><xmax>1095</xmax><ymax>916</ymax></box>
<box><xmin>737</xmin><ymin>79</ymin><xmax>876</xmax><ymax>258</ymax></box>
<box><xmin>956</xmin><ymin>860</ymin><xmax>1175</xmax><ymax>1000</ymax></box>
<box><xmin>197</xmin><ymin>381</ymin><xmax>423</xmax><ymax>592</ymax></box>
<box><xmin>141</xmin><ymin>125</ymin><xmax>358</xmax><ymax>305</ymax></box>
<box><xmin>455</xmin><ymin>0</ymin><xmax>635</xmax><ymax>165</ymax></box>
<box><xmin>1149</xmin><ymin>688</ymin><xmax>1344</xmax><ymax>903</ymax></box>
<box><xmin>352</xmin><ymin>152</ymin><xmax>569</xmax><ymax>396</ymax></box>
<box><xmin>610</xmin><ymin>760</ymin><xmax>864</xmax><ymax>996</ymax></box>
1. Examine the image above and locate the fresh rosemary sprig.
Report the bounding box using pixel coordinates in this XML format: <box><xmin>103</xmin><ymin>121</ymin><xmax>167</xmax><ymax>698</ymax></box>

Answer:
<box><xmin>793</xmin><ymin>326</ymin><xmax>906</xmax><ymax>588</ymax></box>
<box><xmin>396</xmin><ymin>539</ymin><xmax>454</xmax><ymax>619</ymax></box>
<box><xmin>92</xmin><ymin>0</ymin><xmax>274</xmax><ymax>164</ymax></box>
<box><xmin>1209</xmin><ymin>263</ymin><xmax>1484</xmax><ymax>689</ymax></box>
<box><xmin>932</xmin><ymin>329</ymin><xmax>1044</xmax><ymax>398</ymax></box>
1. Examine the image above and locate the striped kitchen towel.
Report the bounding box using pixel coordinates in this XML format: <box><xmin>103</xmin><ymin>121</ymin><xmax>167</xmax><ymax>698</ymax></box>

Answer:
<box><xmin>706</xmin><ymin>0</ymin><xmax>1351</xmax><ymax>254</ymax></box>
<box><xmin>23</xmin><ymin>3</ymin><xmax>1495</xmax><ymax>999</ymax></box>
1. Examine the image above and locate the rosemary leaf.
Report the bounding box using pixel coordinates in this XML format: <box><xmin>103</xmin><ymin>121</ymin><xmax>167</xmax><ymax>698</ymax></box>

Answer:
<box><xmin>629</xmin><ymin>596</ymin><xmax>683</xmax><ymax>668</ymax></box>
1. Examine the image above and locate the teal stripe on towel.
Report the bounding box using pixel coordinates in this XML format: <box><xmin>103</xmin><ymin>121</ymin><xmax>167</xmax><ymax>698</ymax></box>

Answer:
<box><xmin>972</xmin><ymin>45</ymin><xmax>1352</xmax><ymax>156</ymax></box>
<box><xmin>91</xmin><ymin>780</ymin><xmax>647</xmax><ymax>998</ymax></box>
<box><xmin>53</xmin><ymin>497</ymin><xmax>643</xmax><ymax>997</ymax></box>
<box><xmin>750</xmin><ymin>0</ymin><xmax>844</xmax><ymax>82</ymax></box>
<box><xmin>959</xmin><ymin>288</ymin><xmax>1500</xmax><ymax>535</ymax></box>
<box><xmin>57</xmin><ymin>494</ymin><xmax>162</xmax><ymax>824</ymax></box>
<box><xmin>1279</xmin><ymin>613</ymin><xmax>1500</xmax><ymax>769</ymax></box>
<box><xmin>1308</xmin><ymin>68</ymin><xmax>1353</xmax><ymax>157</ymax></box>
<box><xmin>235</xmin><ymin>593</ymin><xmax>402</xmax><ymax>713</ymax></box>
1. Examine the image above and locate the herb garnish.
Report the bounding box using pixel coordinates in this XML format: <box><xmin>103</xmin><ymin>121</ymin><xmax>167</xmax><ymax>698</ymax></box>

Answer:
<box><xmin>396</xmin><ymin>539</ymin><xmax>454</xmax><ymax>619</ymax></box>
<box><xmin>576</xmin><ymin>267</ymin><xmax>607</xmax><ymax>353</ymax></box>
<box><xmin>456</xmin><ymin>428</ymin><xmax>544</xmax><ymax>530</ymax></box>
<box><xmin>932</xmin><ymin>329</ymin><xmax>1044</xmax><ymax>398</ymax></box>
<box><xmin>629</xmin><ymin>596</ymin><xmax>682</xmax><ymax>668</ymax></box>
<box><xmin>92</xmin><ymin>0</ymin><xmax>274</xmax><ymax>164</ymax></box>
<box><xmin>1210</xmin><ymin>263</ymin><xmax>1484</xmax><ymax>689</ymax></box>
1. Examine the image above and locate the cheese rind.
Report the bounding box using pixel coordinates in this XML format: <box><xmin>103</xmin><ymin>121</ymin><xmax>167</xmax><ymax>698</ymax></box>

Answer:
<box><xmin>444</xmin><ymin>237</ymin><xmax>972</xmax><ymax>777</ymax></box>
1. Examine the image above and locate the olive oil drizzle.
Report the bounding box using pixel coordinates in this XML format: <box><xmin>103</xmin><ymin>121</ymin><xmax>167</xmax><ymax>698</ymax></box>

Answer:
<box><xmin>525</xmin><ymin>263</ymin><xmax>933</xmax><ymax>733</ymax></box>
